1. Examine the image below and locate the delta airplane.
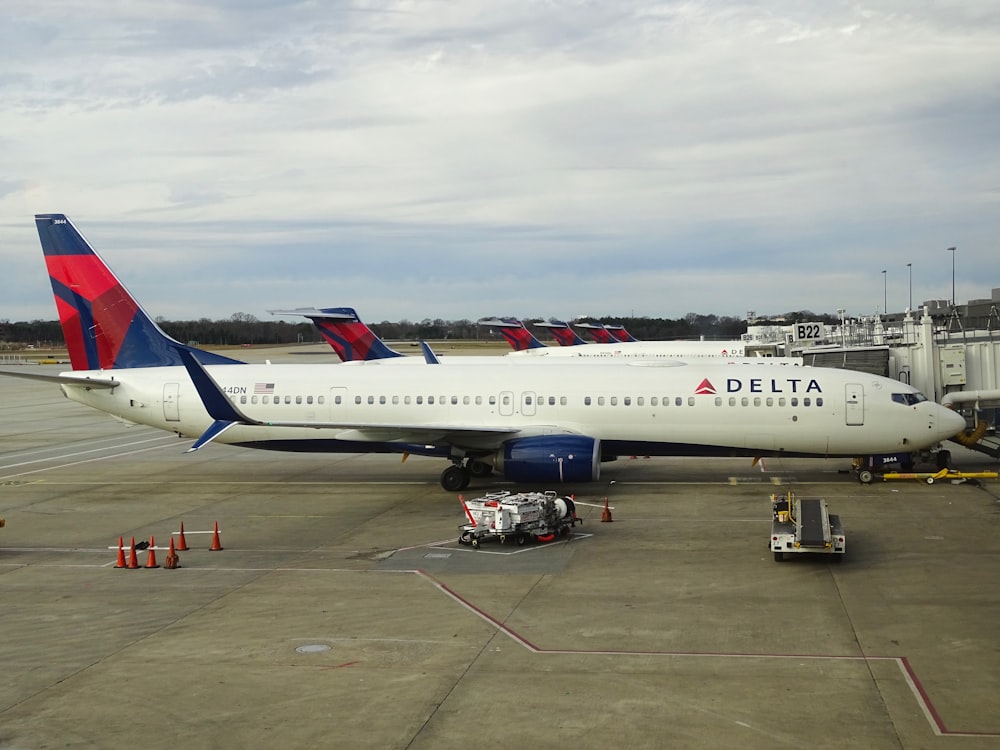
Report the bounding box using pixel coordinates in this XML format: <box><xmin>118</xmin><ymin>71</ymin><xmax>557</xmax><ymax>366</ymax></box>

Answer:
<box><xmin>281</xmin><ymin>309</ymin><xmax>804</xmax><ymax>368</ymax></box>
<box><xmin>574</xmin><ymin>320</ymin><xmax>622</xmax><ymax>344</ymax></box>
<box><xmin>2</xmin><ymin>214</ymin><xmax>965</xmax><ymax>493</ymax></box>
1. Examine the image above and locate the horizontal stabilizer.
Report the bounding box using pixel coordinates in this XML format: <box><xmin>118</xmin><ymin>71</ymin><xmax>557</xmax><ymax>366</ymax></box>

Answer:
<box><xmin>187</xmin><ymin>419</ymin><xmax>240</xmax><ymax>452</ymax></box>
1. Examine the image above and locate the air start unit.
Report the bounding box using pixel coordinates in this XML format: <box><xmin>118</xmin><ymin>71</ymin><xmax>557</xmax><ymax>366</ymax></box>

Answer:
<box><xmin>458</xmin><ymin>490</ymin><xmax>580</xmax><ymax>548</ymax></box>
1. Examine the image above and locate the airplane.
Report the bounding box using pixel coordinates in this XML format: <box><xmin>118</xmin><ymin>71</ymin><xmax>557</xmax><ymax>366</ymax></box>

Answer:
<box><xmin>3</xmin><ymin>214</ymin><xmax>965</xmax><ymax>494</ymax></box>
<box><xmin>574</xmin><ymin>320</ymin><xmax>622</xmax><ymax>344</ymax></box>
<box><xmin>285</xmin><ymin>309</ymin><xmax>803</xmax><ymax>367</ymax></box>
<box><xmin>269</xmin><ymin>307</ymin><xmax>406</xmax><ymax>362</ymax></box>
<box><xmin>533</xmin><ymin>319</ymin><xmax>589</xmax><ymax>346</ymax></box>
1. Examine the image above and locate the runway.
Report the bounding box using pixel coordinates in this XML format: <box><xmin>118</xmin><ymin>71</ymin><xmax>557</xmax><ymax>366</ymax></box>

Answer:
<box><xmin>1</xmin><ymin>357</ymin><xmax>999</xmax><ymax>749</ymax></box>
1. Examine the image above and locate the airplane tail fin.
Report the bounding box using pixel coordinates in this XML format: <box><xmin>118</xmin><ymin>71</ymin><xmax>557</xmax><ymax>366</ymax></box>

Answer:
<box><xmin>35</xmin><ymin>214</ymin><xmax>243</xmax><ymax>370</ymax></box>
<box><xmin>574</xmin><ymin>321</ymin><xmax>618</xmax><ymax>344</ymax></box>
<box><xmin>478</xmin><ymin>318</ymin><xmax>546</xmax><ymax>351</ymax></box>
<box><xmin>270</xmin><ymin>307</ymin><xmax>403</xmax><ymax>361</ymax></box>
<box><xmin>607</xmin><ymin>324</ymin><xmax>639</xmax><ymax>342</ymax></box>
<box><xmin>535</xmin><ymin>319</ymin><xmax>588</xmax><ymax>346</ymax></box>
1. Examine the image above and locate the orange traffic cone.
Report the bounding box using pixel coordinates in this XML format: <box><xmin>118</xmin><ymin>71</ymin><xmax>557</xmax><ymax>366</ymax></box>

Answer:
<box><xmin>175</xmin><ymin>521</ymin><xmax>189</xmax><ymax>551</ymax></box>
<box><xmin>144</xmin><ymin>535</ymin><xmax>160</xmax><ymax>569</ymax></box>
<box><xmin>126</xmin><ymin>537</ymin><xmax>140</xmax><ymax>568</ymax></box>
<box><xmin>209</xmin><ymin>521</ymin><xmax>223</xmax><ymax>551</ymax></box>
<box><xmin>600</xmin><ymin>497</ymin><xmax>613</xmax><ymax>523</ymax></box>
<box><xmin>164</xmin><ymin>537</ymin><xmax>180</xmax><ymax>569</ymax></box>
<box><xmin>114</xmin><ymin>536</ymin><xmax>127</xmax><ymax>568</ymax></box>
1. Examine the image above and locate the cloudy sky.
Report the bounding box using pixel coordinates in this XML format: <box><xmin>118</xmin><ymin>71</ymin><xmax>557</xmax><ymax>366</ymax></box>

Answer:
<box><xmin>1</xmin><ymin>1</ymin><xmax>998</xmax><ymax>325</ymax></box>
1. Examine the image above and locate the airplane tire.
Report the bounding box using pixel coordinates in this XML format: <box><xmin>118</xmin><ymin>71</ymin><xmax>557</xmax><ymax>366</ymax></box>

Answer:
<box><xmin>858</xmin><ymin>469</ymin><xmax>874</xmax><ymax>484</ymax></box>
<box><xmin>441</xmin><ymin>465</ymin><xmax>469</xmax><ymax>492</ymax></box>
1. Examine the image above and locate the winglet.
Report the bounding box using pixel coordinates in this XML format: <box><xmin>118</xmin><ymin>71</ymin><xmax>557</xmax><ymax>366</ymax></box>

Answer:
<box><xmin>176</xmin><ymin>348</ymin><xmax>259</xmax><ymax>451</ymax></box>
<box><xmin>419</xmin><ymin>341</ymin><xmax>441</xmax><ymax>364</ymax></box>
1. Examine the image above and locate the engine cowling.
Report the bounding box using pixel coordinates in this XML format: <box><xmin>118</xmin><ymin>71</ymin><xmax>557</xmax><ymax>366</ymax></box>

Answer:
<box><xmin>495</xmin><ymin>435</ymin><xmax>601</xmax><ymax>484</ymax></box>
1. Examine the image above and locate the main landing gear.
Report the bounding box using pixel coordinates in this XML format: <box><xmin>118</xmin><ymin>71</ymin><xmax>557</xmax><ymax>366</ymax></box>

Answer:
<box><xmin>440</xmin><ymin>459</ymin><xmax>494</xmax><ymax>491</ymax></box>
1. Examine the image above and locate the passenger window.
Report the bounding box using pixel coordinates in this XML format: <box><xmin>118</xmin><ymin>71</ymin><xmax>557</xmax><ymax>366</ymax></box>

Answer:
<box><xmin>354</xmin><ymin>396</ymin><xmax>361</xmax><ymax>405</ymax></box>
<box><xmin>816</xmin><ymin>397</ymin><xmax>823</xmax><ymax>407</ymax></box>
<box><xmin>651</xmin><ymin>397</ymin><xmax>658</xmax><ymax>407</ymax></box>
<box><xmin>307</xmin><ymin>396</ymin><xmax>314</xmax><ymax>405</ymax></box>
<box><xmin>379</xmin><ymin>396</ymin><xmax>386</xmax><ymax>405</ymax></box>
<box><xmin>240</xmin><ymin>396</ymin><xmax>247</xmax><ymax>404</ymax></box>
<box><xmin>623</xmin><ymin>397</ymin><xmax>631</xmax><ymax>406</ymax></box>
<box><xmin>610</xmin><ymin>397</ymin><xmax>617</xmax><ymax>406</ymax></box>
<box><xmin>417</xmin><ymin>396</ymin><xmax>423</xmax><ymax>405</ymax></box>
<box><xmin>636</xmin><ymin>397</ymin><xmax>644</xmax><ymax>406</ymax></box>
<box><xmin>560</xmin><ymin>397</ymin><xmax>567</xmax><ymax>406</ymax></box>
<box><xmin>317</xmin><ymin>396</ymin><xmax>324</xmax><ymax>405</ymax></box>
<box><xmin>766</xmin><ymin>397</ymin><xmax>773</xmax><ymax>407</ymax></box>
<box><xmin>428</xmin><ymin>396</ymin><xmax>435</xmax><ymax>405</ymax></box>
<box><xmin>729</xmin><ymin>397</ymin><xmax>736</xmax><ymax>406</ymax></box>
<box><xmin>687</xmin><ymin>397</ymin><xmax>695</xmax><ymax>406</ymax></box>
<box><xmin>714</xmin><ymin>397</ymin><xmax>722</xmax><ymax>406</ymax></box>
<box><xmin>791</xmin><ymin>398</ymin><xmax>799</xmax><ymax>407</ymax></box>
<box><xmin>753</xmin><ymin>397</ymin><xmax>761</xmax><ymax>407</ymax></box>
<box><xmin>585</xmin><ymin>396</ymin><xmax>592</xmax><ymax>406</ymax></box>
<box><xmin>778</xmin><ymin>397</ymin><xmax>786</xmax><ymax>407</ymax></box>
<box><xmin>296</xmin><ymin>396</ymin><xmax>303</xmax><ymax>405</ymax></box>
<box><xmin>598</xmin><ymin>396</ymin><xmax>605</xmax><ymax>406</ymax></box>
<box><xmin>675</xmin><ymin>397</ymin><xmax>682</xmax><ymax>406</ymax></box>
<box><xmin>367</xmin><ymin>395</ymin><xmax>374</xmax><ymax>405</ymax></box>
<box><xmin>284</xmin><ymin>396</ymin><xmax>291</xmax><ymax>404</ymax></box>
<box><xmin>252</xmin><ymin>396</ymin><xmax>259</xmax><ymax>405</ymax></box>
<box><xmin>804</xmin><ymin>397</ymin><xmax>811</xmax><ymax>407</ymax></box>
<box><xmin>263</xmin><ymin>396</ymin><xmax>270</xmax><ymax>404</ymax></box>
<box><xmin>742</xmin><ymin>397</ymin><xmax>749</xmax><ymax>406</ymax></box>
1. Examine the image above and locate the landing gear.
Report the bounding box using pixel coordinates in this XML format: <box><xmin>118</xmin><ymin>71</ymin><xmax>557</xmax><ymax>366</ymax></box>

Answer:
<box><xmin>440</xmin><ymin>464</ymin><xmax>471</xmax><ymax>492</ymax></box>
<box><xmin>468</xmin><ymin>460</ymin><xmax>494</xmax><ymax>478</ymax></box>
<box><xmin>936</xmin><ymin>449</ymin><xmax>952</xmax><ymax>471</ymax></box>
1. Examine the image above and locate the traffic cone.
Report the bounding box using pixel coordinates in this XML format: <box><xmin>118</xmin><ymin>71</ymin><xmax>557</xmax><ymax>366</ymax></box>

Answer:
<box><xmin>126</xmin><ymin>537</ymin><xmax>140</xmax><ymax>568</ymax></box>
<box><xmin>209</xmin><ymin>521</ymin><xmax>223</xmax><ymax>551</ymax></box>
<box><xmin>114</xmin><ymin>536</ymin><xmax>127</xmax><ymax>568</ymax></box>
<box><xmin>144</xmin><ymin>535</ymin><xmax>160</xmax><ymax>569</ymax></box>
<box><xmin>601</xmin><ymin>497</ymin><xmax>613</xmax><ymax>523</ymax></box>
<box><xmin>164</xmin><ymin>537</ymin><xmax>180</xmax><ymax>569</ymax></box>
<box><xmin>175</xmin><ymin>521</ymin><xmax>189</xmax><ymax>551</ymax></box>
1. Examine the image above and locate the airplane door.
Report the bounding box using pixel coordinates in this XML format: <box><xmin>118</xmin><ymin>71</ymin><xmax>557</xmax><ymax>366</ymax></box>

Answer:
<box><xmin>499</xmin><ymin>391</ymin><xmax>514</xmax><ymax>416</ymax></box>
<box><xmin>163</xmin><ymin>383</ymin><xmax>180</xmax><ymax>422</ymax></box>
<box><xmin>845</xmin><ymin>383</ymin><xmax>864</xmax><ymax>426</ymax></box>
<box><xmin>521</xmin><ymin>391</ymin><xmax>536</xmax><ymax>417</ymax></box>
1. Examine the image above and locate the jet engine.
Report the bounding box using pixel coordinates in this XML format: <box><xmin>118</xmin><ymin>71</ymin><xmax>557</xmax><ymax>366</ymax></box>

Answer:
<box><xmin>495</xmin><ymin>435</ymin><xmax>601</xmax><ymax>484</ymax></box>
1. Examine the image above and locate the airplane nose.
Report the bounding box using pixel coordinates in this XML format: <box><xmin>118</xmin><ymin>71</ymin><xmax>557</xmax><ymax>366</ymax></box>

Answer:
<box><xmin>938</xmin><ymin>405</ymin><xmax>967</xmax><ymax>439</ymax></box>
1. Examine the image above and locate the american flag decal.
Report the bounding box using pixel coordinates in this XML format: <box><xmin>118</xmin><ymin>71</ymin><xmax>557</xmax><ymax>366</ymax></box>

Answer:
<box><xmin>254</xmin><ymin>382</ymin><xmax>275</xmax><ymax>395</ymax></box>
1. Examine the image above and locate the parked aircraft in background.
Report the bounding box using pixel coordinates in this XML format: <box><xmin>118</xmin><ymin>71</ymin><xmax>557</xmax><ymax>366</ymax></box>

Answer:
<box><xmin>269</xmin><ymin>307</ymin><xmax>405</xmax><ymax>362</ymax></box>
<box><xmin>1</xmin><ymin>215</ymin><xmax>964</xmax><ymax>492</ymax></box>
<box><xmin>574</xmin><ymin>321</ymin><xmax>622</xmax><ymax>344</ymax></box>
<box><xmin>533</xmin><ymin>319</ymin><xmax>589</xmax><ymax>347</ymax></box>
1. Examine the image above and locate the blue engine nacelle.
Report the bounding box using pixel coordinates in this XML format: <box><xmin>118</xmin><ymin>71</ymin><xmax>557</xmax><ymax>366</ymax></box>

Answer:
<box><xmin>496</xmin><ymin>435</ymin><xmax>601</xmax><ymax>484</ymax></box>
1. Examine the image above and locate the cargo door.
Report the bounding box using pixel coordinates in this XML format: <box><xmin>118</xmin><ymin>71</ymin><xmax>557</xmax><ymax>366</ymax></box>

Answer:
<box><xmin>845</xmin><ymin>383</ymin><xmax>864</xmax><ymax>426</ymax></box>
<box><xmin>163</xmin><ymin>383</ymin><xmax>180</xmax><ymax>422</ymax></box>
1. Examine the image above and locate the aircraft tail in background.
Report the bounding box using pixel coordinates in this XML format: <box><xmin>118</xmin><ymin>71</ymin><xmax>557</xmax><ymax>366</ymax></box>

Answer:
<box><xmin>534</xmin><ymin>319</ymin><xmax>588</xmax><ymax>346</ymax></box>
<box><xmin>268</xmin><ymin>307</ymin><xmax>404</xmax><ymax>362</ymax></box>
<box><xmin>606</xmin><ymin>323</ymin><xmax>639</xmax><ymax>342</ymax></box>
<box><xmin>574</xmin><ymin>321</ymin><xmax>619</xmax><ymax>344</ymax></box>
<box><xmin>477</xmin><ymin>318</ymin><xmax>547</xmax><ymax>351</ymax></box>
<box><xmin>34</xmin><ymin>214</ymin><xmax>242</xmax><ymax>371</ymax></box>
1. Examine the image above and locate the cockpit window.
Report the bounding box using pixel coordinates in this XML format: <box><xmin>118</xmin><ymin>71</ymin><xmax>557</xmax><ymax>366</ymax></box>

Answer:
<box><xmin>892</xmin><ymin>392</ymin><xmax>927</xmax><ymax>406</ymax></box>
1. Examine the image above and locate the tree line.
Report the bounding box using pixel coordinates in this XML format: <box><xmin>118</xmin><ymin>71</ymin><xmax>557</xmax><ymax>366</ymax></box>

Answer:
<box><xmin>0</xmin><ymin>311</ymin><xmax>841</xmax><ymax>350</ymax></box>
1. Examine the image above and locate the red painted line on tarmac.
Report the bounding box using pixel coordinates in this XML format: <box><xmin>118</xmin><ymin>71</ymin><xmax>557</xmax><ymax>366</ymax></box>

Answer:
<box><xmin>413</xmin><ymin>569</ymin><xmax>1000</xmax><ymax>738</ymax></box>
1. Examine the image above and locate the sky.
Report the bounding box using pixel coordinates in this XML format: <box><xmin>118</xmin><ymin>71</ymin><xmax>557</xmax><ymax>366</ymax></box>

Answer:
<box><xmin>1</xmin><ymin>1</ymin><xmax>998</xmax><ymax>325</ymax></box>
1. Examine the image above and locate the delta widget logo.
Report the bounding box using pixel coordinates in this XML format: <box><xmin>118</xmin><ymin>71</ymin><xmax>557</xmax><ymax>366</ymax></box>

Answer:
<box><xmin>694</xmin><ymin>378</ymin><xmax>717</xmax><ymax>395</ymax></box>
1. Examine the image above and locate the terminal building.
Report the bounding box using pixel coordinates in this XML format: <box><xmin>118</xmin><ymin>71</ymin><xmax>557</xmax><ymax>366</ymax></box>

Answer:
<box><xmin>744</xmin><ymin>287</ymin><xmax>1000</xmax><ymax>459</ymax></box>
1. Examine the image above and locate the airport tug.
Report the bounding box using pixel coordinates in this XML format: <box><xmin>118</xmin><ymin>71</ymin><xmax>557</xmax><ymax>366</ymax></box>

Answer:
<box><xmin>458</xmin><ymin>491</ymin><xmax>580</xmax><ymax>548</ymax></box>
<box><xmin>770</xmin><ymin>490</ymin><xmax>845</xmax><ymax>562</ymax></box>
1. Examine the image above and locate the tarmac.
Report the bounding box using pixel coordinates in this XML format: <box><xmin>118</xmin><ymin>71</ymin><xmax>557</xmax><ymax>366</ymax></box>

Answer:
<box><xmin>1</xmin><ymin>346</ymin><xmax>999</xmax><ymax>749</ymax></box>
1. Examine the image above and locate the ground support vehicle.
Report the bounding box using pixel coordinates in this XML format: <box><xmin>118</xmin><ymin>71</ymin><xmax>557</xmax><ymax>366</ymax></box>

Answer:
<box><xmin>770</xmin><ymin>491</ymin><xmax>845</xmax><ymax>562</ymax></box>
<box><xmin>458</xmin><ymin>490</ymin><xmax>580</xmax><ymax>548</ymax></box>
<box><xmin>877</xmin><ymin>468</ymin><xmax>998</xmax><ymax>484</ymax></box>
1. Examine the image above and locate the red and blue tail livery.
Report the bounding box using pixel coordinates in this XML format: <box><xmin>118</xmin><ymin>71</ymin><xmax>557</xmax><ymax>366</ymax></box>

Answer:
<box><xmin>35</xmin><ymin>214</ymin><xmax>242</xmax><ymax>370</ymax></box>
<box><xmin>477</xmin><ymin>317</ymin><xmax>547</xmax><ymax>351</ymax></box>
<box><xmin>269</xmin><ymin>307</ymin><xmax>404</xmax><ymax>362</ymax></box>
<box><xmin>535</xmin><ymin>319</ymin><xmax>588</xmax><ymax>347</ymax></box>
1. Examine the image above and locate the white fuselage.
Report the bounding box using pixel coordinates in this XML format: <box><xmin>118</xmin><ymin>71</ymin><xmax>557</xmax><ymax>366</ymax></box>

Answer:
<box><xmin>59</xmin><ymin>361</ymin><xmax>963</xmax><ymax>458</ymax></box>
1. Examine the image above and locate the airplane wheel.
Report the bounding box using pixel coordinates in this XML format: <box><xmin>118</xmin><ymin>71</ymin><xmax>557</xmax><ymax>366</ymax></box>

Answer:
<box><xmin>441</xmin><ymin>465</ymin><xmax>469</xmax><ymax>492</ymax></box>
<box><xmin>858</xmin><ymin>469</ymin><xmax>874</xmax><ymax>484</ymax></box>
<box><xmin>468</xmin><ymin>460</ymin><xmax>493</xmax><ymax>478</ymax></box>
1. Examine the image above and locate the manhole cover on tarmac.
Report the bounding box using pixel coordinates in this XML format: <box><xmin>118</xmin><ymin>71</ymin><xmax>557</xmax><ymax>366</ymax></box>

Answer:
<box><xmin>295</xmin><ymin>644</ymin><xmax>332</xmax><ymax>654</ymax></box>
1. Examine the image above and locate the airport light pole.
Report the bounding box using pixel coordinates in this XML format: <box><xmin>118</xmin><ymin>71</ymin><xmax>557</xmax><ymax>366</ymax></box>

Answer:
<box><xmin>881</xmin><ymin>269</ymin><xmax>887</xmax><ymax>313</ymax></box>
<box><xmin>907</xmin><ymin>262</ymin><xmax>912</xmax><ymax>311</ymax></box>
<box><xmin>947</xmin><ymin>247</ymin><xmax>956</xmax><ymax>307</ymax></box>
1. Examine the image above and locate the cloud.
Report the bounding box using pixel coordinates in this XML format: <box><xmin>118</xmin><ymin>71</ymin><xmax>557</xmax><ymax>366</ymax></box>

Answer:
<box><xmin>1</xmin><ymin>0</ymin><xmax>997</xmax><ymax>323</ymax></box>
